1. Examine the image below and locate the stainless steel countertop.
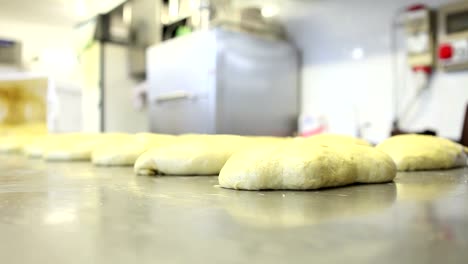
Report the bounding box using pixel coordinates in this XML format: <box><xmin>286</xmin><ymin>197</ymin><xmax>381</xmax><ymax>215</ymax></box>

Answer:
<box><xmin>0</xmin><ymin>155</ymin><xmax>467</xmax><ymax>264</ymax></box>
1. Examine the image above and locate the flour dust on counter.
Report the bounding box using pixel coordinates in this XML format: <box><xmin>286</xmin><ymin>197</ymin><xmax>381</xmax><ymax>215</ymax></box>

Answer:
<box><xmin>219</xmin><ymin>138</ymin><xmax>396</xmax><ymax>190</ymax></box>
<box><xmin>376</xmin><ymin>134</ymin><xmax>467</xmax><ymax>171</ymax></box>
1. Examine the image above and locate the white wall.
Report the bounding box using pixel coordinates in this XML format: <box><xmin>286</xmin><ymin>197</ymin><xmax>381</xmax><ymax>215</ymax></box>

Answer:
<box><xmin>281</xmin><ymin>0</ymin><xmax>468</xmax><ymax>143</ymax></box>
<box><xmin>0</xmin><ymin>18</ymin><xmax>73</xmax><ymax>66</ymax></box>
<box><xmin>0</xmin><ymin>18</ymin><xmax>148</xmax><ymax>133</ymax></box>
<box><xmin>103</xmin><ymin>44</ymin><xmax>149</xmax><ymax>133</ymax></box>
<box><xmin>0</xmin><ymin>18</ymin><xmax>85</xmax><ymax>133</ymax></box>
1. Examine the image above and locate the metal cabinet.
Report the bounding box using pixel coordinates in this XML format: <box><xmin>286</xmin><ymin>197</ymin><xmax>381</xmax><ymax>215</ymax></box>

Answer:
<box><xmin>146</xmin><ymin>28</ymin><xmax>299</xmax><ymax>136</ymax></box>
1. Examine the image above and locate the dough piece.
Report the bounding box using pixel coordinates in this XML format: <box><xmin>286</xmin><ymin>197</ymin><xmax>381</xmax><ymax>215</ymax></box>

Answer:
<box><xmin>376</xmin><ymin>134</ymin><xmax>466</xmax><ymax>171</ymax></box>
<box><xmin>134</xmin><ymin>135</ymin><xmax>259</xmax><ymax>175</ymax></box>
<box><xmin>0</xmin><ymin>135</ymin><xmax>40</xmax><ymax>153</ymax></box>
<box><xmin>92</xmin><ymin>133</ymin><xmax>176</xmax><ymax>166</ymax></box>
<box><xmin>219</xmin><ymin>140</ymin><xmax>396</xmax><ymax>190</ymax></box>
<box><xmin>23</xmin><ymin>138</ymin><xmax>52</xmax><ymax>158</ymax></box>
<box><xmin>0</xmin><ymin>123</ymin><xmax>47</xmax><ymax>137</ymax></box>
<box><xmin>23</xmin><ymin>134</ymin><xmax>74</xmax><ymax>158</ymax></box>
<box><xmin>44</xmin><ymin>133</ymin><xmax>130</xmax><ymax>161</ymax></box>
<box><xmin>300</xmin><ymin>133</ymin><xmax>371</xmax><ymax>146</ymax></box>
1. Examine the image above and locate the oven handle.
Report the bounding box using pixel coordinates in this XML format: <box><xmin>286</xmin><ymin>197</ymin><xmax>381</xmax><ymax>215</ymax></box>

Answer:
<box><xmin>154</xmin><ymin>91</ymin><xmax>196</xmax><ymax>103</ymax></box>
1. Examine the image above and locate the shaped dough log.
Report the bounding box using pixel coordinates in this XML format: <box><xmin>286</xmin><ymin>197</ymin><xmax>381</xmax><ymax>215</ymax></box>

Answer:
<box><xmin>376</xmin><ymin>134</ymin><xmax>466</xmax><ymax>171</ymax></box>
<box><xmin>44</xmin><ymin>133</ymin><xmax>130</xmax><ymax>161</ymax></box>
<box><xmin>92</xmin><ymin>133</ymin><xmax>176</xmax><ymax>166</ymax></box>
<box><xmin>219</xmin><ymin>141</ymin><xmax>396</xmax><ymax>190</ymax></box>
<box><xmin>0</xmin><ymin>135</ymin><xmax>42</xmax><ymax>153</ymax></box>
<box><xmin>134</xmin><ymin>135</ymin><xmax>286</xmax><ymax>176</ymax></box>
<box><xmin>23</xmin><ymin>134</ymin><xmax>80</xmax><ymax>158</ymax></box>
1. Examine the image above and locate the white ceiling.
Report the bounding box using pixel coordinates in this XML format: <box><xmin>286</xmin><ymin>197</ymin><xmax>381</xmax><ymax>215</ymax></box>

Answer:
<box><xmin>0</xmin><ymin>0</ymin><xmax>126</xmax><ymax>26</ymax></box>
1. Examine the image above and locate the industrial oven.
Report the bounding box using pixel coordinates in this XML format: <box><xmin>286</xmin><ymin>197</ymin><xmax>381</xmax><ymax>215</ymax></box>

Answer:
<box><xmin>146</xmin><ymin>25</ymin><xmax>299</xmax><ymax>136</ymax></box>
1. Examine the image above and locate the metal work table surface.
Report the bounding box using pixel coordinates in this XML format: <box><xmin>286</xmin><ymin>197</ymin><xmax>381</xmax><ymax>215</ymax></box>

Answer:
<box><xmin>0</xmin><ymin>155</ymin><xmax>467</xmax><ymax>264</ymax></box>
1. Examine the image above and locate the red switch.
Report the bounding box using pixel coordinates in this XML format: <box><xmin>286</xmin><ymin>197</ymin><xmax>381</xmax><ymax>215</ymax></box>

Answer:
<box><xmin>412</xmin><ymin>65</ymin><xmax>432</xmax><ymax>74</ymax></box>
<box><xmin>407</xmin><ymin>4</ymin><xmax>426</xmax><ymax>11</ymax></box>
<box><xmin>439</xmin><ymin>44</ymin><xmax>453</xmax><ymax>59</ymax></box>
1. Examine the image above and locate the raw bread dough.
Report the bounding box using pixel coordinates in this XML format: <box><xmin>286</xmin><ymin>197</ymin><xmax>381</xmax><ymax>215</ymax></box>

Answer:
<box><xmin>92</xmin><ymin>133</ymin><xmax>176</xmax><ymax>166</ymax></box>
<box><xmin>44</xmin><ymin>133</ymin><xmax>130</xmax><ymax>161</ymax></box>
<box><xmin>376</xmin><ymin>134</ymin><xmax>466</xmax><ymax>171</ymax></box>
<box><xmin>23</xmin><ymin>134</ymin><xmax>76</xmax><ymax>158</ymax></box>
<box><xmin>219</xmin><ymin>140</ymin><xmax>396</xmax><ymax>190</ymax></box>
<box><xmin>300</xmin><ymin>133</ymin><xmax>371</xmax><ymax>146</ymax></box>
<box><xmin>134</xmin><ymin>135</ymin><xmax>280</xmax><ymax>176</ymax></box>
<box><xmin>23</xmin><ymin>137</ymin><xmax>53</xmax><ymax>158</ymax></box>
<box><xmin>0</xmin><ymin>135</ymin><xmax>40</xmax><ymax>153</ymax></box>
<box><xmin>0</xmin><ymin>123</ymin><xmax>47</xmax><ymax>136</ymax></box>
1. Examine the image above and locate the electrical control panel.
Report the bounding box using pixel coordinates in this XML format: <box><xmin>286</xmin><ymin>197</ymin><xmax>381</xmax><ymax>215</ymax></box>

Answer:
<box><xmin>404</xmin><ymin>5</ymin><xmax>434</xmax><ymax>68</ymax></box>
<box><xmin>438</xmin><ymin>1</ymin><xmax>468</xmax><ymax>71</ymax></box>
<box><xmin>0</xmin><ymin>39</ymin><xmax>21</xmax><ymax>67</ymax></box>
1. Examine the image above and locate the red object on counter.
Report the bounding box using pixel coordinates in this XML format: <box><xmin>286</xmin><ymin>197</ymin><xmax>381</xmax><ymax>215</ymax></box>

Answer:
<box><xmin>412</xmin><ymin>65</ymin><xmax>432</xmax><ymax>74</ymax></box>
<box><xmin>407</xmin><ymin>4</ymin><xmax>426</xmax><ymax>11</ymax></box>
<box><xmin>439</xmin><ymin>43</ymin><xmax>454</xmax><ymax>59</ymax></box>
<box><xmin>301</xmin><ymin>125</ymin><xmax>327</xmax><ymax>137</ymax></box>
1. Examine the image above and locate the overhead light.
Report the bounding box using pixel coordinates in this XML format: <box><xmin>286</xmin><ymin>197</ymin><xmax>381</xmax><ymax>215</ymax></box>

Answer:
<box><xmin>123</xmin><ymin>3</ymin><xmax>132</xmax><ymax>25</ymax></box>
<box><xmin>41</xmin><ymin>48</ymin><xmax>78</xmax><ymax>75</ymax></box>
<box><xmin>44</xmin><ymin>209</ymin><xmax>76</xmax><ymax>225</ymax></box>
<box><xmin>261</xmin><ymin>5</ymin><xmax>279</xmax><ymax>18</ymax></box>
<box><xmin>190</xmin><ymin>0</ymin><xmax>200</xmax><ymax>9</ymax></box>
<box><xmin>351</xmin><ymin>47</ymin><xmax>365</xmax><ymax>60</ymax></box>
<box><xmin>169</xmin><ymin>0</ymin><xmax>179</xmax><ymax>18</ymax></box>
<box><xmin>75</xmin><ymin>0</ymin><xmax>88</xmax><ymax>18</ymax></box>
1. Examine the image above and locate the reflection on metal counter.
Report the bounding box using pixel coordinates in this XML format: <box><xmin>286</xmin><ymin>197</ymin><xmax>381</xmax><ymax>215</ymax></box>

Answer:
<box><xmin>219</xmin><ymin>184</ymin><xmax>397</xmax><ymax>228</ymax></box>
<box><xmin>1</xmin><ymin>155</ymin><xmax>468</xmax><ymax>263</ymax></box>
<box><xmin>146</xmin><ymin>12</ymin><xmax>299</xmax><ymax>136</ymax></box>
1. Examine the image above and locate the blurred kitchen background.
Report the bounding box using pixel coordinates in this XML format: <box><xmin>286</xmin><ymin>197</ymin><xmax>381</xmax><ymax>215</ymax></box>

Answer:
<box><xmin>1</xmin><ymin>0</ymin><xmax>467</xmax><ymax>144</ymax></box>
